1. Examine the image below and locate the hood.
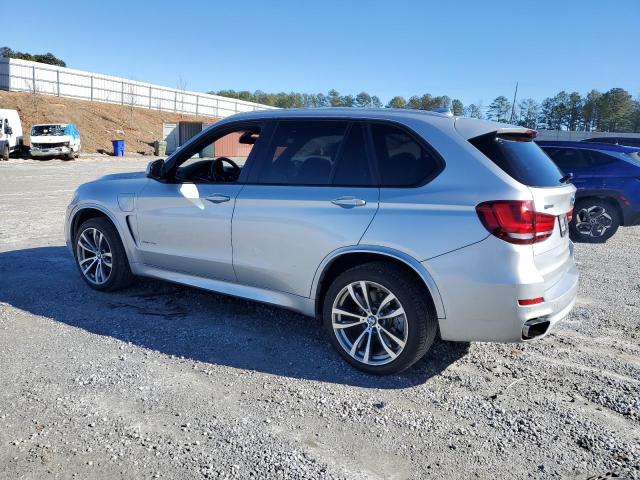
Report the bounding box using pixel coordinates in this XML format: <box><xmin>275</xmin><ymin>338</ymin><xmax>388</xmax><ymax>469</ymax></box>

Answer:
<box><xmin>97</xmin><ymin>171</ymin><xmax>146</xmax><ymax>181</ymax></box>
<box><xmin>31</xmin><ymin>135</ymin><xmax>73</xmax><ymax>144</ymax></box>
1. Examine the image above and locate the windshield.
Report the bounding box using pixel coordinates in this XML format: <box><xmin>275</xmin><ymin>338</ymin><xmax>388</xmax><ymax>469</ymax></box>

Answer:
<box><xmin>625</xmin><ymin>151</ymin><xmax>640</xmax><ymax>166</ymax></box>
<box><xmin>31</xmin><ymin>125</ymin><xmax>66</xmax><ymax>136</ymax></box>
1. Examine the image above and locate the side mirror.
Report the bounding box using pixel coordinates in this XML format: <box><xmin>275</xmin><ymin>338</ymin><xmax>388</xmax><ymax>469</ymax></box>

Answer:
<box><xmin>5</xmin><ymin>126</ymin><xmax>12</xmax><ymax>135</ymax></box>
<box><xmin>146</xmin><ymin>159</ymin><xmax>166</xmax><ymax>181</ymax></box>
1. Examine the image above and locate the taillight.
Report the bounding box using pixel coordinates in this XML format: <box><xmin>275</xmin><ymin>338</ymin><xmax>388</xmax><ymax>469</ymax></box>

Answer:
<box><xmin>476</xmin><ymin>200</ymin><xmax>556</xmax><ymax>245</ymax></box>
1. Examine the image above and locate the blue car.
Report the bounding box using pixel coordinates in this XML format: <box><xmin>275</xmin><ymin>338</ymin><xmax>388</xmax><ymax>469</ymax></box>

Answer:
<box><xmin>537</xmin><ymin>141</ymin><xmax>640</xmax><ymax>242</ymax></box>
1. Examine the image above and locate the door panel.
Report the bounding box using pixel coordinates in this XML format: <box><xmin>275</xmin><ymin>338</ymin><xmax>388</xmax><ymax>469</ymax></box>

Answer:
<box><xmin>136</xmin><ymin>181</ymin><xmax>243</xmax><ymax>281</ymax></box>
<box><xmin>232</xmin><ymin>185</ymin><xmax>379</xmax><ymax>297</ymax></box>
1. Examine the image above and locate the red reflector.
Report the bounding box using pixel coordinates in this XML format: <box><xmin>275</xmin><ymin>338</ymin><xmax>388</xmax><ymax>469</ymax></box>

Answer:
<box><xmin>518</xmin><ymin>297</ymin><xmax>544</xmax><ymax>306</ymax></box>
<box><xmin>567</xmin><ymin>208</ymin><xmax>573</xmax><ymax>223</ymax></box>
<box><xmin>476</xmin><ymin>200</ymin><xmax>556</xmax><ymax>245</ymax></box>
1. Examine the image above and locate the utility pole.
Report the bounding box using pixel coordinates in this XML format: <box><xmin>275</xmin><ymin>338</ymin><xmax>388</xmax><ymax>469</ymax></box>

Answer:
<box><xmin>509</xmin><ymin>82</ymin><xmax>518</xmax><ymax>123</ymax></box>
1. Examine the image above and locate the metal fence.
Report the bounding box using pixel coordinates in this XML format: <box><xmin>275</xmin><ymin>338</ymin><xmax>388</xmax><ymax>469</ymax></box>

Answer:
<box><xmin>536</xmin><ymin>130</ymin><xmax>640</xmax><ymax>141</ymax></box>
<box><xmin>0</xmin><ymin>57</ymin><xmax>277</xmax><ymax>118</ymax></box>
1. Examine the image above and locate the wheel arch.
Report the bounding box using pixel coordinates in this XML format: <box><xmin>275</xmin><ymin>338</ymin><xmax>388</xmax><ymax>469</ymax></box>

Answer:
<box><xmin>70</xmin><ymin>205</ymin><xmax>119</xmax><ymax>241</ymax></box>
<box><xmin>311</xmin><ymin>246</ymin><xmax>445</xmax><ymax>320</ymax></box>
<box><xmin>575</xmin><ymin>193</ymin><xmax>624</xmax><ymax>225</ymax></box>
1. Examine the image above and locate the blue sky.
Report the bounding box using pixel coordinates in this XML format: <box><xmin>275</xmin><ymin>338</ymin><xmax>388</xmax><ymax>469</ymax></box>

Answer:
<box><xmin>6</xmin><ymin>0</ymin><xmax>639</xmax><ymax>107</ymax></box>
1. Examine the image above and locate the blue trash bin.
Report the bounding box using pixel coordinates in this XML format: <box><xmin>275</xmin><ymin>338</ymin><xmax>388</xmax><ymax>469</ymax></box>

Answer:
<box><xmin>111</xmin><ymin>140</ymin><xmax>125</xmax><ymax>156</ymax></box>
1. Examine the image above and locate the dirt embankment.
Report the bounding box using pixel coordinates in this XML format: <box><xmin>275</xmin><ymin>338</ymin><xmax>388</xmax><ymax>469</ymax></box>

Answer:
<box><xmin>0</xmin><ymin>90</ymin><xmax>219</xmax><ymax>155</ymax></box>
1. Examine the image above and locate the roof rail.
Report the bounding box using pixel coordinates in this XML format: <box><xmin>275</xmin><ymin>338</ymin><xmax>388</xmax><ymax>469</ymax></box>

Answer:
<box><xmin>430</xmin><ymin>107</ymin><xmax>454</xmax><ymax>117</ymax></box>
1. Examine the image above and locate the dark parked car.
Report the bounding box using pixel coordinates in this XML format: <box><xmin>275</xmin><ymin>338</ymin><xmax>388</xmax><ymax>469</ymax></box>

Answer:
<box><xmin>538</xmin><ymin>141</ymin><xmax>640</xmax><ymax>242</ymax></box>
<box><xmin>582</xmin><ymin>136</ymin><xmax>640</xmax><ymax>148</ymax></box>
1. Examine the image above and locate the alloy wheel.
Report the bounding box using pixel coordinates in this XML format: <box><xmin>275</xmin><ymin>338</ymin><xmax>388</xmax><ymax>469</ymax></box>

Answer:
<box><xmin>331</xmin><ymin>281</ymin><xmax>408</xmax><ymax>366</ymax></box>
<box><xmin>575</xmin><ymin>205</ymin><xmax>613</xmax><ymax>238</ymax></box>
<box><xmin>76</xmin><ymin>227</ymin><xmax>113</xmax><ymax>285</ymax></box>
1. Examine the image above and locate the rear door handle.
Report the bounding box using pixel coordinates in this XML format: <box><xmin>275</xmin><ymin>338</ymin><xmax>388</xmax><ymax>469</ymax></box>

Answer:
<box><xmin>204</xmin><ymin>194</ymin><xmax>231</xmax><ymax>204</ymax></box>
<box><xmin>331</xmin><ymin>196</ymin><xmax>367</xmax><ymax>208</ymax></box>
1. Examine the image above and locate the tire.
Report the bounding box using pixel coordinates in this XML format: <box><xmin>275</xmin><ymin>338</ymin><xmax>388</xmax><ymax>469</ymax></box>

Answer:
<box><xmin>2</xmin><ymin>143</ymin><xmax>8</xmax><ymax>161</ymax></box>
<box><xmin>65</xmin><ymin>150</ymin><xmax>75</xmax><ymax>161</ymax></box>
<box><xmin>570</xmin><ymin>198</ymin><xmax>620</xmax><ymax>243</ymax></box>
<box><xmin>322</xmin><ymin>261</ymin><xmax>437</xmax><ymax>375</ymax></box>
<box><xmin>74</xmin><ymin>217</ymin><xmax>133</xmax><ymax>291</ymax></box>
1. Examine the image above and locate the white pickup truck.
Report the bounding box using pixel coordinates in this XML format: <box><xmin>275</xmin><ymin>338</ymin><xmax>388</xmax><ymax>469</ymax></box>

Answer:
<box><xmin>30</xmin><ymin>123</ymin><xmax>81</xmax><ymax>160</ymax></box>
<box><xmin>0</xmin><ymin>109</ymin><xmax>24</xmax><ymax>160</ymax></box>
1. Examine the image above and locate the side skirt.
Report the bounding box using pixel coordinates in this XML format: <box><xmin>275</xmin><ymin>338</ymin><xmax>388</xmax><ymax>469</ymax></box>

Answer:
<box><xmin>134</xmin><ymin>264</ymin><xmax>316</xmax><ymax>317</ymax></box>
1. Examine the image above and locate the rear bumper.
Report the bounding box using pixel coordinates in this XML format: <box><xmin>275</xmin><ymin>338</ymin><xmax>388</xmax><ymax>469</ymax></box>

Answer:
<box><xmin>623</xmin><ymin>209</ymin><xmax>640</xmax><ymax>226</ymax></box>
<box><xmin>425</xmin><ymin>235</ymin><xmax>579</xmax><ymax>343</ymax></box>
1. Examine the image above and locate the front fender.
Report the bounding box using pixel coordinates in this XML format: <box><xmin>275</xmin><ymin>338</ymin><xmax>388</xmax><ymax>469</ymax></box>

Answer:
<box><xmin>66</xmin><ymin>201</ymin><xmax>138</xmax><ymax>264</ymax></box>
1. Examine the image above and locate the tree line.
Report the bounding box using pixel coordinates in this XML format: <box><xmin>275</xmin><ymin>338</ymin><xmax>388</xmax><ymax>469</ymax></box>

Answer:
<box><xmin>0</xmin><ymin>47</ymin><xmax>67</xmax><ymax>67</ymax></box>
<box><xmin>214</xmin><ymin>88</ymin><xmax>640</xmax><ymax>133</ymax></box>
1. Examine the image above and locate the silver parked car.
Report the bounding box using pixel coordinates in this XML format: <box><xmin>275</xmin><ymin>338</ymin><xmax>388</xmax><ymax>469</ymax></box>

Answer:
<box><xmin>65</xmin><ymin>108</ymin><xmax>578</xmax><ymax>374</ymax></box>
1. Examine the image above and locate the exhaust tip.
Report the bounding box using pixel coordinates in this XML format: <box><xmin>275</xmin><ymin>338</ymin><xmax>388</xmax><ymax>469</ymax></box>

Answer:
<box><xmin>522</xmin><ymin>318</ymin><xmax>550</xmax><ymax>340</ymax></box>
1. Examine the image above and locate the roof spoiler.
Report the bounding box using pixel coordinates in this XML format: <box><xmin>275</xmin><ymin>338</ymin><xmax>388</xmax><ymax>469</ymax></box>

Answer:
<box><xmin>494</xmin><ymin>128</ymin><xmax>538</xmax><ymax>142</ymax></box>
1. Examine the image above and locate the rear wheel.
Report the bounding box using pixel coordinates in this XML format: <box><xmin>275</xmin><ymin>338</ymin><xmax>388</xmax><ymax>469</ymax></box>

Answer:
<box><xmin>570</xmin><ymin>198</ymin><xmax>620</xmax><ymax>243</ymax></box>
<box><xmin>323</xmin><ymin>262</ymin><xmax>437</xmax><ymax>375</ymax></box>
<box><xmin>2</xmin><ymin>143</ymin><xmax>8</xmax><ymax>161</ymax></box>
<box><xmin>74</xmin><ymin>218</ymin><xmax>133</xmax><ymax>291</ymax></box>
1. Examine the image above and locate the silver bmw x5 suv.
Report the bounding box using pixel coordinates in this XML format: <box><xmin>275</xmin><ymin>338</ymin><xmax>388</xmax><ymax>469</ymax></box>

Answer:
<box><xmin>65</xmin><ymin>108</ymin><xmax>578</xmax><ymax>374</ymax></box>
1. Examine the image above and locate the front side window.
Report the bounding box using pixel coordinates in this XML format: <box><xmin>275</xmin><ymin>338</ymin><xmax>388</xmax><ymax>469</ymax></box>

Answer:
<box><xmin>370</xmin><ymin>123</ymin><xmax>441</xmax><ymax>187</ymax></box>
<box><xmin>257</xmin><ymin>121</ymin><xmax>347</xmax><ymax>185</ymax></box>
<box><xmin>175</xmin><ymin>126</ymin><xmax>262</xmax><ymax>183</ymax></box>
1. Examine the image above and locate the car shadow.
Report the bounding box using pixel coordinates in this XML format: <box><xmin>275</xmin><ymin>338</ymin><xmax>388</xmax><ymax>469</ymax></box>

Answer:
<box><xmin>0</xmin><ymin>246</ymin><xmax>469</xmax><ymax>389</ymax></box>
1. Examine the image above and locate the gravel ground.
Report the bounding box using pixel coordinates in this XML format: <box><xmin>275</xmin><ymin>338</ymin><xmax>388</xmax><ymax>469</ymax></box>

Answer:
<box><xmin>0</xmin><ymin>157</ymin><xmax>638</xmax><ymax>480</ymax></box>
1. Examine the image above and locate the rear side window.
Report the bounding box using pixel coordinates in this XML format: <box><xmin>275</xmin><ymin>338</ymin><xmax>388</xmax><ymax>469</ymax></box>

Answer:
<box><xmin>543</xmin><ymin>147</ymin><xmax>591</xmax><ymax>171</ymax></box>
<box><xmin>587</xmin><ymin>150</ymin><xmax>616</xmax><ymax>166</ymax></box>
<box><xmin>370</xmin><ymin>123</ymin><xmax>441</xmax><ymax>187</ymax></box>
<box><xmin>332</xmin><ymin>124</ymin><xmax>373</xmax><ymax>186</ymax></box>
<box><xmin>470</xmin><ymin>133</ymin><xmax>564</xmax><ymax>187</ymax></box>
<box><xmin>258</xmin><ymin>121</ymin><xmax>346</xmax><ymax>185</ymax></box>
<box><xmin>543</xmin><ymin>147</ymin><xmax>616</xmax><ymax>171</ymax></box>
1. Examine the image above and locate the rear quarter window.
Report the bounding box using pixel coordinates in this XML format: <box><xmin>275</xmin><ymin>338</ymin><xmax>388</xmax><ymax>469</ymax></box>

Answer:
<box><xmin>470</xmin><ymin>133</ymin><xmax>564</xmax><ymax>187</ymax></box>
<box><xmin>370</xmin><ymin>123</ymin><xmax>442</xmax><ymax>187</ymax></box>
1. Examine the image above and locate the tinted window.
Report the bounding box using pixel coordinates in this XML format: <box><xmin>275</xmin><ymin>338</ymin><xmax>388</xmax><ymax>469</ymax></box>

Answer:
<box><xmin>584</xmin><ymin>137</ymin><xmax>617</xmax><ymax>144</ymax></box>
<box><xmin>258</xmin><ymin>121</ymin><xmax>346</xmax><ymax>185</ymax></box>
<box><xmin>471</xmin><ymin>133</ymin><xmax>564</xmax><ymax>187</ymax></box>
<box><xmin>617</xmin><ymin>138</ymin><xmax>640</xmax><ymax>147</ymax></box>
<box><xmin>587</xmin><ymin>150</ymin><xmax>616</xmax><ymax>166</ymax></box>
<box><xmin>370</xmin><ymin>123</ymin><xmax>440</xmax><ymax>187</ymax></box>
<box><xmin>332</xmin><ymin>124</ymin><xmax>373</xmax><ymax>186</ymax></box>
<box><xmin>543</xmin><ymin>147</ymin><xmax>591</xmax><ymax>171</ymax></box>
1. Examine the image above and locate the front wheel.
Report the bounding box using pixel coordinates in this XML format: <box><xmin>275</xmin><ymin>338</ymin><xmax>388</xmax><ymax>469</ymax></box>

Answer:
<box><xmin>570</xmin><ymin>199</ymin><xmax>620</xmax><ymax>243</ymax></box>
<box><xmin>323</xmin><ymin>262</ymin><xmax>437</xmax><ymax>375</ymax></box>
<box><xmin>74</xmin><ymin>218</ymin><xmax>133</xmax><ymax>291</ymax></box>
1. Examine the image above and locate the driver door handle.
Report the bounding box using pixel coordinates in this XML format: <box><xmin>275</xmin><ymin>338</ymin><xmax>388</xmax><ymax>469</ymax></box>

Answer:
<box><xmin>331</xmin><ymin>196</ymin><xmax>367</xmax><ymax>208</ymax></box>
<box><xmin>204</xmin><ymin>194</ymin><xmax>231</xmax><ymax>204</ymax></box>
